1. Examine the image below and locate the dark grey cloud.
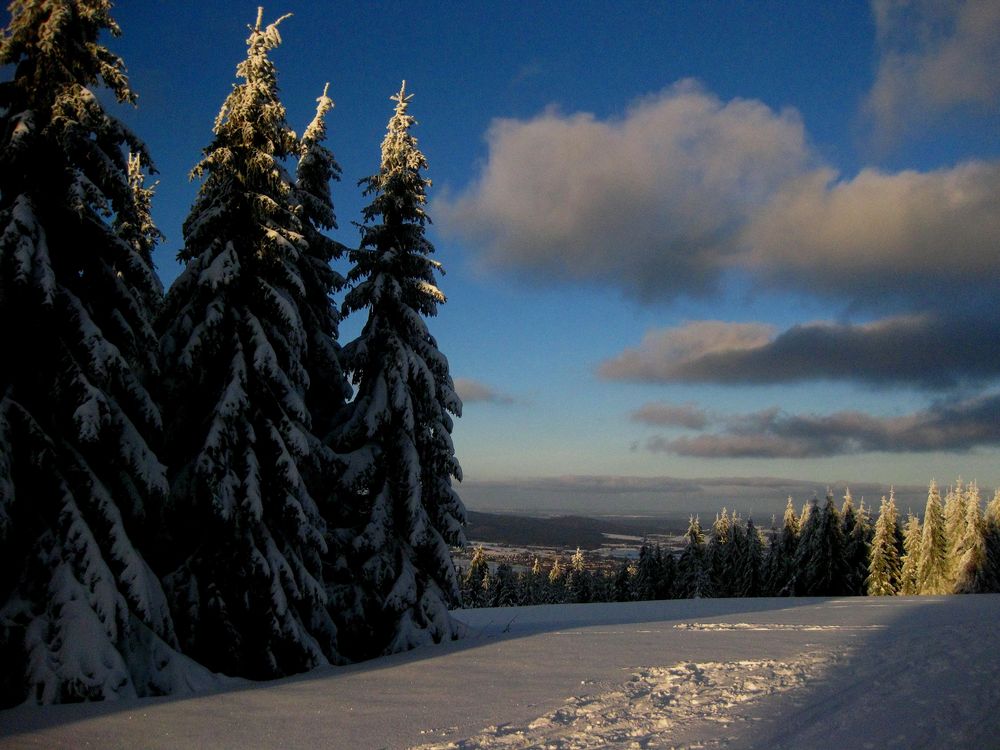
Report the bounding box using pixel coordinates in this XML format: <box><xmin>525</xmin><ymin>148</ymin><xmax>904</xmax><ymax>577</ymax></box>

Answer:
<box><xmin>454</xmin><ymin>377</ymin><xmax>515</xmax><ymax>405</ymax></box>
<box><xmin>630</xmin><ymin>402</ymin><xmax>709</xmax><ymax>430</ymax></box>
<box><xmin>864</xmin><ymin>0</ymin><xmax>1000</xmax><ymax>144</ymax></box>
<box><xmin>645</xmin><ymin>392</ymin><xmax>1000</xmax><ymax>459</ymax></box>
<box><xmin>600</xmin><ymin>314</ymin><xmax>1000</xmax><ymax>389</ymax></box>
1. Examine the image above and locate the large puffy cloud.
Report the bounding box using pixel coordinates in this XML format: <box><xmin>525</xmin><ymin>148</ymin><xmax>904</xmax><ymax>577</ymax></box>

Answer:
<box><xmin>437</xmin><ymin>81</ymin><xmax>1000</xmax><ymax>308</ymax></box>
<box><xmin>645</xmin><ymin>392</ymin><xmax>1000</xmax><ymax>459</ymax></box>
<box><xmin>865</xmin><ymin>0</ymin><xmax>1000</xmax><ymax>142</ymax></box>
<box><xmin>743</xmin><ymin>162</ymin><xmax>1000</xmax><ymax>303</ymax></box>
<box><xmin>600</xmin><ymin>315</ymin><xmax>1000</xmax><ymax>388</ymax></box>
<box><xmin>436</xmin><ymin>80</ymin><xmax>812</xmax><ymax>299</ymax></box>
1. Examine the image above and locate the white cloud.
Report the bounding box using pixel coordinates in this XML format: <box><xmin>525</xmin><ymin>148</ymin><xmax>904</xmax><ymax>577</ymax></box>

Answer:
<box><xmin>742</xmin><ymin>161</ymin><xmax>1000</xmax><ymax>302</ymax></box>
<box><xmin>438</xmin><ymin>79</ymin><xmax>1000</xmax><ymax>309</ymax></box>
<box><xmin>437</xmin><ymin>80</ymin><xmax>812</xmax><ymax>299</ymax></box>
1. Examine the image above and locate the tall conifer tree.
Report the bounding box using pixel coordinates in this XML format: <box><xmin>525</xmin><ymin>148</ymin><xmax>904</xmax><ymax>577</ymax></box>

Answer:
<box><xmin>674</xmin><ymin>516</ymin><xmax>713</xmax><ymax>598</ymax></box>
<box><xmin>917</xmin><ymin>480</ymin><xmax>949</xmax><ymax>594</ymax></box>
<box><xmin>898</xmin><ymin>512</ymin><xmax>921</xmax><ymax>595</ymax></box>
<box><xmin>954</xmin><ymin>485</ymin><xmax>995</xmax><ymax>594</ymax></box>
<box><xmin>339</xmin><ymin>82</ymin><xmax>465</xmax><ymax>657</ymax></box>
<box><xmin>767</xmin><ymin>497</ymin><xmax>799</xmax><ymax>595</ymax></box>
<box><xmin>157</xmin><ymin>10</ymin><xmax>337</xmax><ymax>677</ymax></box>
<box><xmin>0</xmin><ymin>0</ymin><xmax>209</xmax><ymax>704</ymax></box>
<box><xmin>293</xmin><ymin>83</ymin><xmax>351</xmax><ymax>454</ymax></box>
<box><xmin>867</xmin><ymin>495</ymin><xmax>901</xmax><ymax>596</ymax></box>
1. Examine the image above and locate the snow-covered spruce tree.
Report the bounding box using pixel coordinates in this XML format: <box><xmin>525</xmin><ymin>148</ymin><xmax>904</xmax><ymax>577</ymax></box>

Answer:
<box><xmin>943</xmin><ymin>480</ymin><xmax>968</xmax><ymax>586</ymax></box>
<box><xmin>766</xmin><ymin>497</ymin><xmax>799</xmax><ymax>595</ymax></box>
<box><xmin>291</xmin><ymin>83</ymin><xmax>358</xmax><ymax>638</ymax></box>
<box><xmin>708</xmin><ymin>509</ymin><xmax>733</xmax><ymax>596</ymax></box>
<box><xmin>735</xmin><ymin>517</ymin><xmax>765</xmax><ymax>597</ymax></box>
<box><xmin>867</xmin><ymin>495</ymin><xmax>901</xmax><ymax>596</ymax></box>
<box><xmin>633</xmin><ymin>541</ymin><xmax>658</xmax><ymax>601</ymax></box>
<box><xmin>461</xmin><ymin>546</ymin><xmax>487</xmax><ymax>608</ymax></box>
<box><xmin>338</xmin><ymin>82</ymin><xmax>465</xmax><ymax>657</ymax></box>
<box><xmin>656</xmin><ymin>544</ymin><xmax>676</xmax><ymax>599</ymax></box>
<box><xmin>984</xmin><ymin>490</ymin><xmax>1000</xmax><ymax>588</ymax></box>
<box><xmin>293</xmin><ymin>83</ymin><xmax>351</xmax><ymax>457</ymax></box>
<box><xmin>0</xmin><ymin>0</ymin><xmax>214</xmax><ymax>705</ymax></box>
<box><xmin>792</xmin><ymin>497</ymin><xmax>821</xmax><ymax>595</ymax></box>
<box><xmin>674</xmin><ymin>516</ymin><xmax>713</xmax><ymax>599</ymax></box>
<box><xmin>917</xmin><ymin>480</ymin><xmax>949</xmax><ymax>594</ymax></box>
<box><xmin>566</xmin><ymin>547</ymin><xmax>592</xmax><ymax>603</ymax></box>
<box><xmin>547</xmin><ymin>557</ymin><xmax>567</xmax><ymax>603</ymax></box>
<box><xmin>953</xmin><ymin>487</ymin><xmax>996</xmax><ymax>594</ymax></box>
<box><xmin>157</xmin><ymin>10</ymin><xmax>337</xmax><ymax>678</ymax></box>
<box><xmin>898</xmin><ymin>512</ymin><xmax>921</xmax><ymax>595</ymax></box>
<box><xmin>841</xmin><ymin>491</ymin><xmax>871</xmax><ymax>596</ymax></box>
<box><xmin>803</xmin><ymin>493</ymin><xmax>849</xmax><ymax>596</ymax></box>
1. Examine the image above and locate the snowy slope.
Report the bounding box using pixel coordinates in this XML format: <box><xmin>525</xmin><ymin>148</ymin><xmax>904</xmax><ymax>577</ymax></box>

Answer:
<box><xmin>2</xmin><ymin>596</ymin><xmax>999</xmax><ymax>749</ymax></box>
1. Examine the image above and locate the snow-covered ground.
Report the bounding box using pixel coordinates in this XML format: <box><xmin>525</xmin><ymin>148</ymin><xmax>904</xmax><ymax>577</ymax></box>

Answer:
<box><xmin>3</xmin><ymin>595</ymin><xmax>999</xmax><ymax>749</ymax></box>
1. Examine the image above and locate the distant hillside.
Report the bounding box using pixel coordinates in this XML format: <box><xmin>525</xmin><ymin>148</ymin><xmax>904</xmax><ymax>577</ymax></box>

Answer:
<box><xmin>464</xmin><ymin>511</ymin><xmax>687</xmax><ymax>550</ymax></box>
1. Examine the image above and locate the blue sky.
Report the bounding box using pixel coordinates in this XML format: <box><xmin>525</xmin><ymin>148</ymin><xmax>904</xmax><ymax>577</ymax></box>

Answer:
<box><xmin>79</xmin><ymin>1</ymin><xmax>1000</xmax><ymax>511</ymax></box>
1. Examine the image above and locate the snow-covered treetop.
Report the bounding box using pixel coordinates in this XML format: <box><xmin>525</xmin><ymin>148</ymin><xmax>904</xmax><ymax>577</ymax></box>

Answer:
<box><xmin>380</xmin><ymin>81</ymin><xmax>429</xmax><ymax>177</ymax></box>
<box><xmin>182</xmin><ymin>7</ymin><xmax>301</xmax><ymax>261</ymax></box>
<box><xmin>303</xmin><ymin>82</ymin><xmax>333</xmax><ymax>147</ymax></box>
<box><xmin>0</xmin><ymin>0</ymin><xmax>151</xmax><ymax>213</ymax></box>
<box><xmin>1</xmin><ymin>0</ymin><xmax>133</xmax><ymax>106</ymax></box>
<box><xmin>297</xmin><ymin>82</ymin><xmax>342</xmax><ymax>234</ymax></box>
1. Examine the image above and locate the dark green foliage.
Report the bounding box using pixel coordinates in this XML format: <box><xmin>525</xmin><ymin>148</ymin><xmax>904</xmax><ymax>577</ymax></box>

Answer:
<box><xmin>842</xmin><ymin>495</ymin><xmax>872</xmax><ymax>596</ymax></box>
<box><xmin>0</xmin><ymin>0</ymin><xmax>195</xmax><ymax>705</ymax></box>
<box><xmin>674</xmin><ymin>517</ymin><xmax>713</xmax><ymax>599</ymax></box>
<box><xmin>337</xmin><ymin>82</ymin><xmax>465</xmax><ymax>656</ymax></box>
<box><xmin>734</xmin><ymin>517</ymin><xmax>765</xmax><ymax>597</ymax></box>
<box><xmin>157</xmin><ymin>11</ymin><xmax>337</xmax><ymax>677</ymax></box>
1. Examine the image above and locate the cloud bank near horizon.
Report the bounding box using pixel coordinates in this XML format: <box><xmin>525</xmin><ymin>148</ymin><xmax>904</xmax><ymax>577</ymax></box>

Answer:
<box><xmin>460</xmin><ymin>474</ymin><xmax>932</xmax><ymax>517</ymax></box>
<box><xmin>637</xmin><ymin>392</ymin><xmax>1000</xmax><ymax>459</ymax></box>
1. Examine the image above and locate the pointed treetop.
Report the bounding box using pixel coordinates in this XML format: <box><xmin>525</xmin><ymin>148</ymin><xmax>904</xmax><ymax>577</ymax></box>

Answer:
<box><xmin>252</xmin><ymin>7</ymin><xmax>292</xmax><ymax>33</ymax></box>
<box><xmin>248</xmin><ymin>7</ymin><xmax>292</xmax><ymax>52</ymax></box>
<box><xmin>303</xmin><ymin>82</ymin><xmax>333</xmax><ymax>144</ymax></box>
<box><xmin>391</xmin><ymin>80</ymin><xmax>414</xmax><ymax>109</ymax></box>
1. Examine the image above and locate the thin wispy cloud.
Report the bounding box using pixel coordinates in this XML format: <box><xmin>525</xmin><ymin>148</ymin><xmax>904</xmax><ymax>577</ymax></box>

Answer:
<box><xmin>454</xmin><ymin>377</ymin><xmax>516</xmax><ymax>405</ymax></box>
<box><xmin>630</xmin><ymin>402</ymin><xmax>709</xmax><ymax>430</ymax></box>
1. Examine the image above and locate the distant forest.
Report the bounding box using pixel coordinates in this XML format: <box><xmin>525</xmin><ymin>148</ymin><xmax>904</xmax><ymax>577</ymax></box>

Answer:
<box><xmin>461</xmin><ymin>480</ymin><xmax>1000</xmax><ymax>607</ymax></box>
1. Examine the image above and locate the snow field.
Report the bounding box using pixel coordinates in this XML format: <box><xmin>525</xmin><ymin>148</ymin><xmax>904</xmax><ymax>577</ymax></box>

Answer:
<box><xmin>2</xmin><ymin>595</ymin><xmax>999</xmax><ymax>749</ymax></box>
